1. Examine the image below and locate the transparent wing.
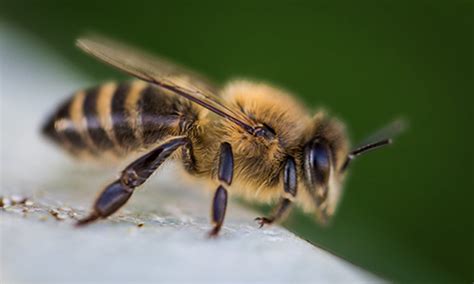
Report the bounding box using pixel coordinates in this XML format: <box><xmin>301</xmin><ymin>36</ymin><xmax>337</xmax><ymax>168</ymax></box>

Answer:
<box><xmin>340</xmin><ymin>118</ymin><xmax>406</xmax><ymax>172</ymax></box>
<box><xmin>355</xmin><ymin>118</ymin><xmax>407</xmax><ymax>149</ymax></box>
<box><xmin>76</xmin><ymin>35</ymin><xmax>256</xmax><ymax>133</ymax></box>
<box><xmin>351</xmin><ymin>118</ymin><xmax>407</xmax><ymax>157</ymax></box>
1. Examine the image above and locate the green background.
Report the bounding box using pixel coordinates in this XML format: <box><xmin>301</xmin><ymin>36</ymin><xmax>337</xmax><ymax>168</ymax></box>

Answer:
<box><xmin>1</xmin><ymin>1</ymin><xmax>472</xmax><ymax>282</ymax></box>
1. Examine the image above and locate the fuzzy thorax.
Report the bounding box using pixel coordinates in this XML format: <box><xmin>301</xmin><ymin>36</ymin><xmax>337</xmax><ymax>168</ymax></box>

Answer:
<box><xmin>193</xmin><ymin>81</ymin><xmax>312</xmax><ymax>202</ymax></box>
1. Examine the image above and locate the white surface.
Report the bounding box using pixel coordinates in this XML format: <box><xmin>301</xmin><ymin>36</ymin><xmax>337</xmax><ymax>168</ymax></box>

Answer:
<box><xmin>0</xmin><ymin>25</ymin><xmax>380</xmax><ymax>283</ymax></box>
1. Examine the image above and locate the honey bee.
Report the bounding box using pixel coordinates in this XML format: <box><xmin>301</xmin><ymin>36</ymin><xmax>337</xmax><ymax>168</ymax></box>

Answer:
<box><xmin>42</xmin><ymin>35</ymin><xmax>403</xmax><ymax>236</ymax></box>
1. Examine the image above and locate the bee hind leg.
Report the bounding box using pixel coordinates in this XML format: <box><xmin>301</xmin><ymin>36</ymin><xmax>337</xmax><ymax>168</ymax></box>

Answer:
<box><xmin>208</xmin><ymin>142</ymin><xmax>233</xmax><ymax>237</ymax></box>
<box><xmin>76</xmin><ymin>136</ymin><xmax>189</xmax><ymax>226</ymax></box>
<box><xmin>255</xmin><ymin>156</ymin><xmax>296</xmax><ymax>228</ymax></box>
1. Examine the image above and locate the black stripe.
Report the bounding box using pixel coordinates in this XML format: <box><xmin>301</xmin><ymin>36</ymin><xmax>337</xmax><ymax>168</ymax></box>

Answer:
<box><xmin>111</xmin><ymin>83</ymin><xmax>137</xmax><ymax>148</ymax></box>
<box><xmin>41</xmin><ymin>113</ymin><xmax>61</xmax><ymax>145</ymax></box>
<box><xmin>83</xmin><ymin>86</ymin><xmax>115</xmax><ymax>150</ymax></box>
<box><xmin>55</xmin><ymin>98</ymin><xmax>86</xmax><ymax>150</ymax></box>
<box><xmin>139</xmin><ymin>86</ymin><xmax>181</xmax><ymax>145</ymax></box>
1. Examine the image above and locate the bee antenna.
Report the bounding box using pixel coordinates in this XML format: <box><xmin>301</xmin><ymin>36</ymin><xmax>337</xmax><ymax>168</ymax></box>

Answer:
<box><xmin>341</xmin><ymin>138</ymin><xmax>392</xmax><ymax>172</ymax></box>
<box><xmin>340</xmin><ymin>118</ymin><xmax>406</xmax><ymax>172</ymax></box>
<box><xmin>340</xmin><ymin>139</ymin><xmax>392</xmax><ymax>172</ymax></box>
<box><xmin>350</xmin><ymin>138</ymin><xmax>392</xmax><ymax>157</ymax></box>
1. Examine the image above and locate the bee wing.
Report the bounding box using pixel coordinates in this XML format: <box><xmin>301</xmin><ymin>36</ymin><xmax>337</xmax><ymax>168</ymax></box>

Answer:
<box><xmin>351</xmin><ymin>118</ymin><xmax>407</xmax><ymax>156</ymax></box>
<box><xmin>76</xmin><ymin>35</ymin><xmax>256</xmax><ymax>133</ymax></box>
<box><xmin>360</xmin><ymin>118</ymin><xmax>406</xmax><ymax>146</ymax></box>
<box><xmin>340</xmin><ymin>118</ymin><xmax>406</xmax><ymax>172</ymax></box>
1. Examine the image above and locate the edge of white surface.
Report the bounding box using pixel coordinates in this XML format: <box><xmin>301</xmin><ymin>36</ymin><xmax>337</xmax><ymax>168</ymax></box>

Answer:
<box><xmin>0</xmin><ymin>23</ymin><xmax>380</xmax><ymax>283</ymax></box>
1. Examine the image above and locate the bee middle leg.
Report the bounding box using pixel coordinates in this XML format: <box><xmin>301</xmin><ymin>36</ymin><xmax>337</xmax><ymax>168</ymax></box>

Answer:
<box><xmin>208</xmin><ymin>142</ymin><xmax>233</xmax><ymax>237</ymax></box>
<box><xmin>76</xmin><ymin>136</ymin><xmax>188</xmax><ymax>226</ymax></box>
<box><xmin>255</xmin><ymin>156</ymin><xmax>296</xmax><ymax>228</ymax></box>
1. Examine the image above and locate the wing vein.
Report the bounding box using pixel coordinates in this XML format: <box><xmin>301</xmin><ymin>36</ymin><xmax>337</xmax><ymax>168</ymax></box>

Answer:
<box><xmin>76</xmin><ymin>35</ymin><xmax>256</xmax><ymax>134</ymax></box>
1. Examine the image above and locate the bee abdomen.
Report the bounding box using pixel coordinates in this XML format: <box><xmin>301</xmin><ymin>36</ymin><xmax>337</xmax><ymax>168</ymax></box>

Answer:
<box><xmin>42</xmin><ymin>81</ymin><xmax>200</xmax><ymax>158</ymax></box>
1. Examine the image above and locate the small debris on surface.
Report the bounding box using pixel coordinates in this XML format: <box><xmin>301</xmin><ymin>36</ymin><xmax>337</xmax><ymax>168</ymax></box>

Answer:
<box><xmin>1</xmin><ymin>195</ymin><xmax>32</xmax><ymax>208</ymax></box>
<box><xmin>0</xmin><ymin>195</ymin><xmax>153</xmax><ymax>227</ymax></box>
<box><xmin>39</xmin><ymin>216</ymin><xmax>49</xmax><ymax>222</ymax></box>
<box><xmin>48</xmin><ymin>209</ymin><xmax>67</xmax><ymax>221</ymax></box>
<box><xmin>0</xmin><ymin>197</ymin><xmax>7</xmax><ymax>208</ymax></box>
<box><xmin>1</xmin><ymin>195</ymin><xmax>79</xmax><ymax>222</ymax></box>
<box><xmin>11</xmin><ymin>195</ymin><xmax>28</xmax><ymax>205</ymax></box>
<box><xmin>59</xmin><ymin>206</ymin><xmax>79</xmax><ymax>220</ymax></box>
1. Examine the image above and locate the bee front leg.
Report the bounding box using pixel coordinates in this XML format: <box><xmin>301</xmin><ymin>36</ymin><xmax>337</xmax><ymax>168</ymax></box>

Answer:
<box><xmin>76</xmin><ymin>137</ymin><xmax>188</xmax><ymax>226</ymax></box>
<box><xmin>255</xmin><ymin>156</ymin><xmax>296</xmax><ymax>228</ymax></box>
<box><xmin>208</xmin><ymin>142</ymin><xmax>233</xmax><ymax>237</ymax></box>
<box><xmin>255</xmin><ymin>198</ymin><xmax>292</xmax><ymax>228</ymax></box>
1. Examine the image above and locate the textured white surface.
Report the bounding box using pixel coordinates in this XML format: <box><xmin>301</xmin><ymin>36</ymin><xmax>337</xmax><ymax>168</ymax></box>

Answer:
<box><xmin>0</xmin><ymin>25</ymin><xmax>379</xmax><ymax>283</ymax></box>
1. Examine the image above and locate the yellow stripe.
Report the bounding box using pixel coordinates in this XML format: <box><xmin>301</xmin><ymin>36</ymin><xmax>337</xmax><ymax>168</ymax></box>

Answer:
<box><xmin>69</xmin><ymin>91</ymin><xmax>96</xmax><ymax>152</ymax></box>
<box><xmin>96</xmin><ymin>82</ymin><xmax>121</xmax><ymax>152</ymax></box>
<box><xmin>125</xmin><ymin>80</ymin><xmax>147</xmax><ymax>143</ymax></box>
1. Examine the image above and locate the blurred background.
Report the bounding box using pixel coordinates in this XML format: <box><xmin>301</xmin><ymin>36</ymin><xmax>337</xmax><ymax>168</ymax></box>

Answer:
<box><xmin>1</xmin><ymin>1</ymin><xmax>471</xmax><ymax>282</ymax></box>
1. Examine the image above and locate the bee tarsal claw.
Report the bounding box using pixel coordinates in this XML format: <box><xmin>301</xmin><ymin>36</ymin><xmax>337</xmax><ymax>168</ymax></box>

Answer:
<box><xmin>208</xmin><ymin>226</ymin><xmax>221</xmax><ymax>238</ymax></box>
<box><xmin>75</xmin><ymin>212</ymin><xmax>100</xmax><ymax>227</ymax></box>
<box><xmin>254</xmin><ymin>217</ymin><xmax>274</xmax><ymax>228</ymax></box>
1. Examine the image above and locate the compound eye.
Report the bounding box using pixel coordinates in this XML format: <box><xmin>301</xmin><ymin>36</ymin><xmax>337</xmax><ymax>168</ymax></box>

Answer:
<box><xmin>308</xmin><ymin>140</ymin><xmax>331</xmax><ymax>186</ymax></box>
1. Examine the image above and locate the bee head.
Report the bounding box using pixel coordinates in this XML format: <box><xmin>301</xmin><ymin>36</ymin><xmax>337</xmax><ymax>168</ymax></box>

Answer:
<box><xmin>302</xmin><ymin>115</ymin><xmax>404</xmax><ymax>225</ymax></box>
<box><xmin>303</xmin><ymin>134</ymin><xmax>348</xmax><ymax>225</ymax></box>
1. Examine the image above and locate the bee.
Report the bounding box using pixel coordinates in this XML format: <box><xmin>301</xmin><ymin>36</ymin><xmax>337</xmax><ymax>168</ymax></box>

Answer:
<box><xmin>42</xmin><ymin>35</ymin><xmax>404</xmax><ymax>236</ymax></box>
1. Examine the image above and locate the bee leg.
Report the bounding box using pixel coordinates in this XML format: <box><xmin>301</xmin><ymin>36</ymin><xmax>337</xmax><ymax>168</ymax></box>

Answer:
<box><xmin>208</xmin><ymin>142</ymin><xmax>233</xmax><ymax>237</ymax></box>
<box><xmin>182</xmin><ymin>141</ymin><xmax>198</xmax><ymax>174</ymax></box>
<box><xmin>255</xmin><ymin>156</ymin><xmax>297</xmax><ymax>228</ymax></box>
<box><xmin>255</xmin><ymin>198</ymin><xmax>292</xmax><ymax>228</ymax></box>
<box><xmin>76</xmin><ymin>137</ymin><xmax>188</xmax><ymax>226</ymax></box>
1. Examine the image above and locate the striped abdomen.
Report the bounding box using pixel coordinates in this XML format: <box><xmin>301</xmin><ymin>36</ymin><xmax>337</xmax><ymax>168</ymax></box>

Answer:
<box><xmin>42</xmin><ymin>81</ymin><xmax>200</xmax><ymax>158</ymax></box>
